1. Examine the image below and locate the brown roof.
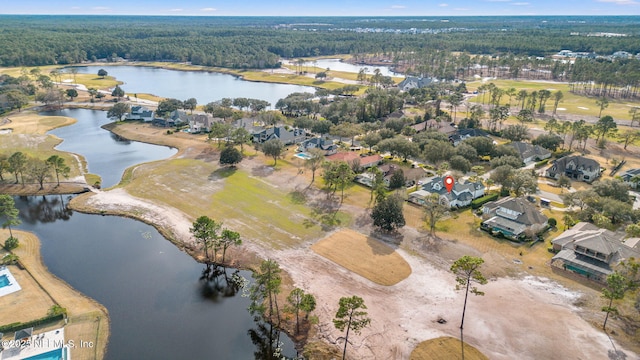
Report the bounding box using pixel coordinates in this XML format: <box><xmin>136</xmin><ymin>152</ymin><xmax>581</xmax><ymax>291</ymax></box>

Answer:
<box><xmin>326</xmin><ymin>152</ymin><xmax>360</xmax><ymax>162</ymax></box>
<box><xmin>359</xmin><ymin>154</ymin><xmax>382</xmax><ymax>166</ymax></box>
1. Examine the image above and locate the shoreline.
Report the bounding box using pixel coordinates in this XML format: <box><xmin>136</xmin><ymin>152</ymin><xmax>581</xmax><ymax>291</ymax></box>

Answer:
<box><xmin>1</xmin><ymin>229</ymin><xmax>110</xmax><ymax>360</ymax></box>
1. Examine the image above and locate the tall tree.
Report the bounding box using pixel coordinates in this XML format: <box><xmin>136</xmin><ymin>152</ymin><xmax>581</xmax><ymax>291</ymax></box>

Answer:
<box><xmin>111</xmin><ymin>85</ymin><xmax>125</xmax><ymax>100</ymax></box>
<box><xmin>261</xmin><ymin>139</ymin><xmax>284</xmax><ymax>166</ymax></box>
<box><xmin>190</xmin><ymin>215</ymin><xmax>221</xmax><ymax>261</ymax></box>
<box><xmin>596</xmin><ymin>97</ymin><xmax>609</xmax><ymax>118</ymax></box>
<box><xmin>107</xmin><ymin>103</ymin><xmax>131</xmax><ymax>121</ymax></box>
<box><xmin>27</xmin><ymin>158</ymin><xmax>51</xmax><ymax>190</ymax></box>
<box><xmin>250</xmin><ymin>259</ymin><xmax>282</xmax><ymax>324</ymax></box>
<box><xmin>219</xmin><ymin>228</ymin><xmax>241</xmax><ymax>264</ymax></box>
<box><xmin>97</xmin><ymin>69</ymin><xmax>108</xmax><ymax>78</ymax></box>
<box><xmin>451</xmin><ymin>256</ymin><xmax>487</xmax><ymax>360</ymax></box>
<box><xmin>46</xmin><ymin>155</ymin><xmax>70</xmax><ymax>187</ymax></box>
<box><xmin>594</xmin><ymin>115</ymin><xmax>617</xmax><ymax>143</ymax></box>
<box><xmin>286</xmin><ymin>288</ymin><xmax>316</xmax><ymax>335</ymax></box>
<box><xmin>219</xmin><ymin>145</ymin><xmax>243</xmax><ymax>167</ymax></box>
<box><xmin>182</xmin><ymin>98</ymin><xmax>197</xmax><ymax>114</ymax></box>
<box><xmin>333</xmin><ymin>296</ymin><xmax>371</xmax><ymax>360</ymax></box>
<box><xmin>8</xmin><ymin>152</ymin><xmax>27</xmax><ymax>185</ymax></box>
<box><xmin>423</xmin><ymin>193</ymin><xmax>448</xmax><ymax>234</ymax></box>
<box><xmin>65</xmin><ymin>88</ymin><xmax>78</xmax><ymax>100</ymax></box>
<box><xmin>305</xmin><ymin>148</ymin><xmax>325</xmax><ymax>184</ymax></box>
<box><xmin>601</xmin><ymin>272</ymin><xmax>630</xmax><ymax>331</ymax></box>
<box><xmin>552</xmin><ymin>90</ymin><xmax>563</xmax><ymax>116</ymax></box>
<box><xmin>0</xmin><ymin>195</ymin><xmax>21</xmax><ymax>239</ymax></box>
<box><xmin>371</xmin><ymin>194</ymin><xmax>405</xmax><ymax>232</ymax></box>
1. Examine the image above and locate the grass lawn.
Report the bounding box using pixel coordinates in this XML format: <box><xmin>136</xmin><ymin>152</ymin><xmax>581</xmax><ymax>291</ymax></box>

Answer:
<box><xmin>125</xmin><ymin>156</ymin><xmax>340</xmax><ymax>249</ymax></box>
<box><xmin>410</xmin><ymin>337</ymin><xmax>488</xmax><ymax>360</ymax></box>
<box><xmin>465</xmin><ymin>79</ymin><xmax>640</xmax><ymax>121</ymax></box>
<box><xmin>235</xmin><ymin>69</ymin><xmax>348</xmax><ymax>91</ymax></box>
<box><xmin>311</xmin><ymin>229</ymin><xmax>412</xmax><ymax>286</ymax></box>
<box><xmin>0</xmin><ymin>112</ymin><xmax>87</xmax><ymax>180</ymax></box>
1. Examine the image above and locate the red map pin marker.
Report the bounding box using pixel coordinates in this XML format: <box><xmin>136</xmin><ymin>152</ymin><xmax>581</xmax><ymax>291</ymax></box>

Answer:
<box><xmin>444</xmin><ymin>176</ymin><xmax>455</xmax><ymax>193</ymax></box>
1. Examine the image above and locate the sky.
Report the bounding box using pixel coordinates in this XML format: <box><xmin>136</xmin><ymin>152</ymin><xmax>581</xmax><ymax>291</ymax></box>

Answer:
<box><xmin>1</xmin><ymin>0</ymin><xmax>639</xmax><ymax>16</ymax></box>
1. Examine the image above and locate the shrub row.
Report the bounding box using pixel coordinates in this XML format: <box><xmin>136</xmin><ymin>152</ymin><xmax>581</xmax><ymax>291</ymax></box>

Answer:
<box><xmin>471</xmin><ymin>193</ymin><xmax>499</xmax><ymax>209</ymax></box>
<box><xmin>0</xmin><ymin>313</ymin><xmax>64</xmax><ymax>333</ymax></box>
<box><xmin>534</xmin><ymin>158</ymin><xmax>550</xmax><ymax>169</ymax></box>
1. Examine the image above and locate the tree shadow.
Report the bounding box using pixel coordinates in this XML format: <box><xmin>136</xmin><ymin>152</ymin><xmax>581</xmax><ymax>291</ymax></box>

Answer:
<box><xmin>368</xmin><ymin>229</ymin><xmax>404</xmax><ymax>248</ymax></box>
<box><xmin>198</xmin><ymin>264</ymin><xmax>244</xmax><ymax>302</ymax></box>
<box><xmin>209</xmin><ymin>167</ymin><xmax>236</xmax><ymax>180</ymax></box>
<box><xmin>195</xmin><ymin>147</ymin><xmax>219</xmax><ymax>163</ymax></box>
<box><xmin>252</xmin><ymin>165</ymin><xmax>275</xmax><ymax>177</ymax></box>
<box><xmin>288</xmin><ymin>190</ymin><xmax>307</xmax><ymax>205</ymax></box>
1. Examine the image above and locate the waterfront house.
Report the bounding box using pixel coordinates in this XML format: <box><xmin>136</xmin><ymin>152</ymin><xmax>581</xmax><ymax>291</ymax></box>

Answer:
<box><xmin>126</xmin><ymin>105</ymin><xmax>154</xmax><ymax>122</ymax></box>
<box><xmin>189</xmin><ymin>114</ymin><xmax>219</xmax><ymax>133</ymax></box>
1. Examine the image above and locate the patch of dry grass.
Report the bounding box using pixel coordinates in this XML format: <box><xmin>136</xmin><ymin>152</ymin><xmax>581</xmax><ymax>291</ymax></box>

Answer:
<box><xmin>410</xmin><ymin>336</ymin><xmax>488</xmax><ymax>360</ymax></box>
<box><xmin>311</xmin><ymin>229</ymin><xmax>411</xmax><ymax>286</ymax></box>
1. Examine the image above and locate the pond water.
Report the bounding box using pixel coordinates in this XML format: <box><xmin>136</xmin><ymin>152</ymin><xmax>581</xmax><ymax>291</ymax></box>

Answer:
<box><xmin>312</xmin><ymin>58</ymin><xmax>399</xmax><ymax>77</ymax></box>
<box><xmin>44</xmin><ymin>108</ymin><xmax>177</xmax><ymax>188</ymax></box>
<box><xmin>14</xmin><ymin>195</ymin><xmax>295</xmax><ymax>360</ymax></box>
<box><xmin>71</xmin><ymin>65</ymin><xmax>316</xmax><ymax>106</ymax></box>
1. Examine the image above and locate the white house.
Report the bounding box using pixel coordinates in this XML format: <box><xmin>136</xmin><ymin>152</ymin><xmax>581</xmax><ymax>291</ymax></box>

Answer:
<box><xmin>409</xmin><ymin>176</ymin><xmax>485</xmax><ymax>208</ymax></box>
<box><xmin>545</xmin><ymin>156</ymin><xmax>601</xmax><ymax>183</ymax></box>
<box><xmin>126</xmin><ymin>105</ymin><xmax>154</xmax><ymax>122</ymax></box>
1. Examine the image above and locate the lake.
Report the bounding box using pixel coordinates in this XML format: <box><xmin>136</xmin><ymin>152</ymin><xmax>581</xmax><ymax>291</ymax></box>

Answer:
<box><xmin>45</xmin><ymin>108</ymin><xmax>177</xmax><ymax>189</ymax></box>
<box><xmin>14</xmin><ymin>195</ymin><xmax>295</xmax><ymax>360</ymax></box>
<box><xmin>312</xmin><ymin>58</ymin><xmax>399</xmax><ymax>77</ymax></box>
<box><xmin>71</xmin><ymin>65</ymin><xmax>316</xmax><ymax>106</ymax></box>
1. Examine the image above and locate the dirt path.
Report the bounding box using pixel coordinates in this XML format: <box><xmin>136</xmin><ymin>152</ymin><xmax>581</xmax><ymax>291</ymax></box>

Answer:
<box><xmin>79</xmin><ymin>176</ymin><xmax>637</xmax><ymax>360</ymax></box>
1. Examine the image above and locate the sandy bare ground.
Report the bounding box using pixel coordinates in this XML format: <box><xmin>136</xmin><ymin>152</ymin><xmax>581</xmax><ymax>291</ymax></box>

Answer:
<box><xmin>82</xmin><ymin>182</ymin><xmax>636</xmax><ymax>360</ymax></box>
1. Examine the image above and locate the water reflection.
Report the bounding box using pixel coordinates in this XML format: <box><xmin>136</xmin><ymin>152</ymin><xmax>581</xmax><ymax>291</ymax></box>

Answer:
<box><xmin>199</xmin><ymin>264</ymin><xmax>245</xmax><ymax>301</ymax></box>
<box><xmin>15</xmin><ymin>195</ymin><xmax>73</xmax><ymax>224</ymax></box>
<box><xmin>13</xmin><ymin>195</ymin><xmax>297</xmax><ymax>359</ymax></box>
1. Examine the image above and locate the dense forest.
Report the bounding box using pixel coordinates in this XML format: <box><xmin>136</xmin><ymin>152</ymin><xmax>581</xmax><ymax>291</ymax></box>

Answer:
<box><xmin>1</xmin><ymin>15</ymin><xmax>640</xmax><ymax>68</ymax></box>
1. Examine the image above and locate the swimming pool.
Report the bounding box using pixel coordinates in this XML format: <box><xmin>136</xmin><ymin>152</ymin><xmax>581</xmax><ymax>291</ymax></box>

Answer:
<box><xmin>294</xmin><ymin>152</ymin><xmax>312</xmax><ymax>160</ymax></box>
<box><xmin>0</xmin><ymin>274</ymin><xmax>9</xmax><ymax>288</ymax></box>
<box><xmin>23</xmin><ymin>347</ymin><xmax>67</xmax><ymax>360</ymax></box>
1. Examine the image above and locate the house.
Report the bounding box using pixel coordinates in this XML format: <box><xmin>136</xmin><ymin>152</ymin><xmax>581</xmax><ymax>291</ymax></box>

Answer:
<box><xmin>398</xmin><ymin>76</ymin><xmax>439</xmax><ymax>91</ymax></box>
<box><xmin>509</xmin><ymin>141</ymin><xmax>552</xmax><ymax>163</ymax></box>
<box><xmin>252</xmin><ymin>126</ymin><xmax>306</xmax><ymax>145</ymax></box>
<box><xmin>126</xmin><ymin>105</ymin><xmax>154</xmax><ymax>122</ymax></box>
<box><xmin>425</xmin><ymin>119</ymin><xmax>457</xmax><ymax>136</ymax></box>
<box><xmin>14</xmin><ymin>327</ymin><xmax>33</xmax><ymax>343</ymax></box>
<box><xmin>297</xmin><ymin>137</ymin><xmax>338</xmax><ymax>155</ymax></box>
<box><xmin>545</xmin><ymin>156</ymin><xmax>601</xmax><ymax>183</ymax></box>
<box><xmin>410</xmin><ymin>121</ymin><xmax>428</xmax><ymax>133</ymax></box>
<box><xmin>619</xmin><ymin>168</ymin><xmax>640</xmax><ymax>189</ymax></box>
<box><xmin>326</xmin><ymin>152</ymin><xmax>383</xmax><ymax>169</ymax></box>
<box><xmin>551</xmin><ymin>222</ymin><xmax>640</xmax><ymax>283</ymax></box>
<box><xmin>480</xmin><ymin>197</ymin><xmax>548</xmax><ymax>240</ymax></box>
<box><xmin>355</xmin><ymin>163</ymin><xmax>424</xmax><ymax>188</ymax></box>
<box><xmin>449</xmin><ymin>128</ymin><xmax>490</xmax><ymax>146</ymax></box>
<box><xmin>410</xmin><ymin>176</ymin><xmax>485</xmax><ymax>208</ymax></box>
<box><xmin>189</xmin><ymin>114</ymin><xmax>218</xmax><ymax>133</ymax></box>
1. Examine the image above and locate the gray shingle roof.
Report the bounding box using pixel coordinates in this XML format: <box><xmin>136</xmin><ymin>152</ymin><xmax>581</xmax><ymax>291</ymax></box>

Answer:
<box><xmin>484</xmin><ymin>197</ymin><xmax>548</xmax><ymax>226</ymax></box>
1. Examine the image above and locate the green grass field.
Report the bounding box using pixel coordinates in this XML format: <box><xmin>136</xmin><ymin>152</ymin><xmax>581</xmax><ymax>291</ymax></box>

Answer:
<box><xmin>125</xmin><ymin>156</ymin><xmax>350</xmax><ymax>249</ymax></box>
<box><xmin>466</xmin><ymin>79</ymin><xmax>640</xmax><ymax>121</ymax></box>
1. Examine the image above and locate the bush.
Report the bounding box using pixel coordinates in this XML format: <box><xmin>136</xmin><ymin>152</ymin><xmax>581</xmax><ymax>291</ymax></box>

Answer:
<box><xmin>0</xmin><ymin>313</ymin><xmax>65</xmax><ymax>333</ymax></box>
<box><xmin>471</xmin><ymin>193</ymin><xmax>499</xmax><ymax>209</ymax></box>
<box><xmin>548</xmin><ymin>218</ymin><xmax>557</xmax><ymax>227</ymax></box>
<box><xmin>4</xmin><ymin>236</ymin><xmax>18</xmax><ymax>250</ymax></box>
<box><xmin>534</xmin><ymin>159</ymin><xmax>550</xmax><ymax>169</ymax></box>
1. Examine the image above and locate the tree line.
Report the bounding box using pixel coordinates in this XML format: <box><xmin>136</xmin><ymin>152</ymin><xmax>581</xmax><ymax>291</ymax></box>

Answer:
<box><xmin>0</xmin><ymin>152</ymin><xmax>70</xmax><ymax>189</ymax></box>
